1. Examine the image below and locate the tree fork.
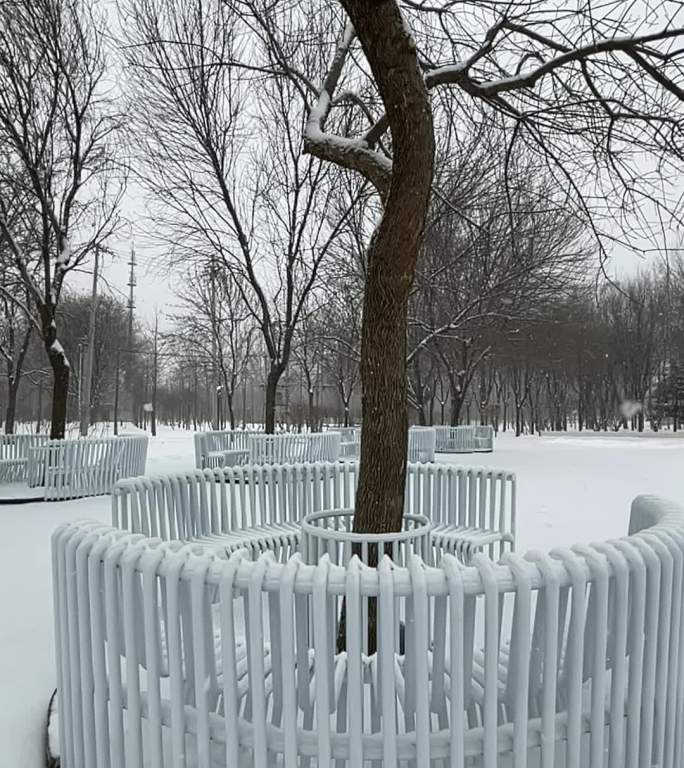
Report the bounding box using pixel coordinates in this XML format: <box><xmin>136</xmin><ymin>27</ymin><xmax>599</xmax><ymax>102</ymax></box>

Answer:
<box><xmin>41</xmin><ymin>306</ymin><xmax>71</xmax><ymax>440</ymax></box>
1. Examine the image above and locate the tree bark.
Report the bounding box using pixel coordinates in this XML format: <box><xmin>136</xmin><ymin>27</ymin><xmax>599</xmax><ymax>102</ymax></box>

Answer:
<box><xmin>307</xmin><ymin>382</ymin><xmax>316</xmax><ymax>430</ymax></box>
<box><xmin>40</xmin><ymin>305</ymin><xmax>70</xmax><ymax>440</ymax></box>
<box><xmin>264</xmin><ymin>365</ymin><xmax>284</xmax><ymax>433</ymax></box>
<box><xmin>5</xmin><ymin>378</ymin><xmax>18</xmax><ymax>434</ymax></box>
<box><xmin>341</xmin><ymin>0</ymin><xmax>434</xmax><ymax>537</ymax></box>
<box><xmin>48</xmin><ymin>346</ymin><xmax>70</xmax><ymax>440</ymax></box>
<box><xmin>449</xmin><ymin>387</ymin><xmax>465</xmax><ymax>426</ymax></box>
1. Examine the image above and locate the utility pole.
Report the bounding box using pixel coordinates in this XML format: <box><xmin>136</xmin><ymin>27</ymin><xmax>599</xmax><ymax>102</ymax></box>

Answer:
<box><xmin>36</xmin><ymin>376</ymin><xmax>43</xmax><ymax>435</ymax></box>
<box><xmin>77</xmin><ymin>342</ymin><xmax>83</xmax><ymax>422</ymax></box>
<box><xmin>113</xmin><ymin>348</ymin><xmax>121</xmax><ymax>435</ymax></box>
<box><xmin>151</xmin><ymin>313</ymin><xmax>158</xmax><ymax>437</ymax></box>
<box><xmin>210</xmin><ymin>256</ymin><xmax>218</xmax><ymax>429</ymax></box>
<box><xmin>80</xmin><ymin>243</ymin><xmax>99</xmax><ymax>436</ymax></box>
<box><xmin>127</xmin><ymin>242</ymin><xmax>136</xmax><ymax>424</ymax></box>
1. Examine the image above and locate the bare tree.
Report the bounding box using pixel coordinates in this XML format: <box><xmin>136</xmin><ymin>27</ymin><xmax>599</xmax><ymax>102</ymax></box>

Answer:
<box><xmin>412</xmin><ymin>157</ymin><xmax>589</xmax><ymax>424</ymax></box>
<box><xmin>0</xmin><ymin>271</ymin><xmax>33</xmax><ymax>432</ymax></box>
<box><xmin>240</xmin><ymin>0</ymin><xmax>684</xmax><ymax>533</ymax></box>
<box><xmin>0</xmin><ymin>0</ymin><xmax>123</xmax><ymax>438</ymax></box>
<box><xmin>122</xmin><ymin>0</ymin><xmax>357</xmax><ymax>432</ymax></box>
<box><xmin>167</xmin><ymin>264</ymin><xmax>256</xmax><ymax>430</ymax></box>
<box><xmin>602</xmin><ymin>273</ymin><xmax>665</xmax><ymax>431</ymax></box>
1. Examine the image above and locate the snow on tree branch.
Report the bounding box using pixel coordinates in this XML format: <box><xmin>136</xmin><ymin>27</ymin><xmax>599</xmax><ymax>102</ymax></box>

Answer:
<box><xmin>303</xmin><ymin>21</ymin><xmax>392</xmax><ymax>199</ymax></box>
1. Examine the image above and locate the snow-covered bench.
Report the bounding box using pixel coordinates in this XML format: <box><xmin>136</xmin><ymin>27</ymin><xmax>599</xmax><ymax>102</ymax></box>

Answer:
<box><xmin>193</xmin><ymin>430</ymin><xmax>341</xmax><ymax>467</ymax></box>
<box><xmin>27</xmin><ymin>435</ymin><xmax>148</xmax><ymax>500</ymax></box>
<box><xmin>408</xmin><ymin>425</ymin><xmax>436</xmax><ymax>462</ymax></box>
<box><xmin>112</xmin><ymin>461</ymin><xmax>516</xmax><ymax>563</ymax></box>
<box><xmin>193</xmin><ymin>429</ymin><xmax>262</xmax><ymax>469</ymax></box>
<box><xmin>247</xmin><ymin>432</ymin><xmax>341</xmax><ymax>464</ymax></box>
<box><xmin>338</xmin><ymin>426</ymin><xmax>360</xmax><ymax>459</ymax></box>
<box><xmin>53</xmin><ymin>494</ymin><xmax>684</xmax><ymax>768</ymax></box>
<box><xmin>435</xmin><ymin>424</ymin><xmax>495</xmax><ymax>453</ymax></box>
<box><xmin>0</xmin><ymin>434</ymin><xmax>48</xmax><ymax>483</ymax></box>
<box><xmin>339</xmin><ymin>426</ymin><xmax>435</xmax><ymax>463</ymax></box>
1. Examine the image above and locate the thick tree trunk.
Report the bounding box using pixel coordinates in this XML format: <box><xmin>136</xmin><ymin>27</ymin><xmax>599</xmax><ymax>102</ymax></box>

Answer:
<box><xmin>227</xmin><ymin>394</ymin><xmax>235</xmax><ymax>430</ymax></box>
<box><xmin>5</xmin><ymin>378</ymin><xmax>18</xmax><ymax>434</ymax></box>
<box><xmin>264</xmin><ymin>366</ymin><xmax>284</xmax><ymax>433</ymax></box>
<box><xmin>40</xmin><ymin>304</ymin><xmax>70</xmax><ymax>439</ymax></box>
<box><xmin>308</xmin><ymin>387</ymin><xmax>315</xmax><ymax>430</ymax></box>
<box><xmin>449</xmin><ymin>388</ymin><xmax>464</xmax><ymax>426</ymax></box>
<box><xmin>340</xmin><ymin>1</ymin><xmax>434</xmax><ymax>538</ymax></box>
<box><xmin>48</xmin><ymin>346</ymin><xmax>70</xmax><ymax>440</ymax></box>
<box><xmin>342</xmin><ymin>398</ymin><xmax>351</xmax><ymax>427</ymax></box>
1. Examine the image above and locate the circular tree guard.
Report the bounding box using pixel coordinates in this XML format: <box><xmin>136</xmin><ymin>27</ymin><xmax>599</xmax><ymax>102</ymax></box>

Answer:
<box><xmin>301</xmin><ymin>508</ymin><xmax>432</xmax><ymax>567</ymax></box>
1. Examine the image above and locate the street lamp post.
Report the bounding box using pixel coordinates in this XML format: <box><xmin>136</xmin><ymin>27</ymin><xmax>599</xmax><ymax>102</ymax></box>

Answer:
<box><xmin>216</xmin><ymin>384</ymin><xmax>223</xmax><ymax>430</ymax></box>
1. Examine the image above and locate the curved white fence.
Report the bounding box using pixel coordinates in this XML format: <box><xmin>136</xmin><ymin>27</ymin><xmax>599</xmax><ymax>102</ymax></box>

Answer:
<box><xmin>193</xmin><ymin>430</ymin><xmax>263</xmax><ymax>469</ymax></box>
<box><xmin>26</xmin><ymin>435</ymin><xmax>148</xmax><ymax>499</ymax></box>
<box><xmin>338</xmin><ymin>427</ymin><xmax>436</xmax><ymax>463</ymax></box>
<box><xmin>112</xmin><ymin>461</ymin><xmax>515</xmax><ymax>562</ymax></box>
<box><xmin>248</xmin><ymin>432</ymin><xmax>341</xmax><ymax>464</ymax></box>
<box><xmin>54</xmin><ymin>494</ymin><xmax>684</xmax><ymax>768</ymax></box>
<box><xmin>435</xmin><ymin>424</ymin><xmax>494</xmax><ymax>453</ymax></box>
<box><xmin>301</xmin><ymin>508</ymin><xmax>432</xmax><ymax>567</ymax></box>
<box><xmin>0</xmin><ymin>434</ymin><xmax>48</xmax><ymax>483</ymax></box>
<box><xmin>194</xmin><ymin>430</ymin><xmax>342</xmax><ymax>467</ymax></box>
<box><xmin>338</xmin><ymin>427</ymin><xmax>360</xmax><ymax>459</ymax></box>
<box><xmin>408</xmin><ymin>426</ymin><xmax>436</xmax><ymax>462</ymax></box>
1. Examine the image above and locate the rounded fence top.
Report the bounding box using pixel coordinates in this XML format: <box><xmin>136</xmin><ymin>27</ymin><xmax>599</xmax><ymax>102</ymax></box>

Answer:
<box><xmin>56</xmin><ymin>493</ymin><xmax>684</xmax><ymax>598</ymax></box>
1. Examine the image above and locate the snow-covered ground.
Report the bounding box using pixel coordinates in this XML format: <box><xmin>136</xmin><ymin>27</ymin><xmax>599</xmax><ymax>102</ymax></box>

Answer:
<box><xmin>3</xmin><ymin>427</ymin><xmax>684</xmax><ymax>767</ymax></box>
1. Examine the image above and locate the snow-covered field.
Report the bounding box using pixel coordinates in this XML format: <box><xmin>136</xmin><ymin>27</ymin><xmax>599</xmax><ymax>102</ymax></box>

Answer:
<box><xmin>3</xmin><ymin>427</ymin><xmax>684</xmax><ymax>767</ymax></box>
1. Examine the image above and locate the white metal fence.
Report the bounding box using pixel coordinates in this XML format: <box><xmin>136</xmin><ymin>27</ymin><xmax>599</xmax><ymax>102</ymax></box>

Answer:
<box><xmin>248</xmin><ymin>432</ymin><xmax>341</xmax><ymax>464</ymax></box>
<box><xmin>112</xmin><ymin>461</ymin><xmax>516</xmax><ymax>562</ymax></box>
<box><xmin>0</xmin><ymin>434</ymin><xmax>48</xmax><ymax>483</ymax></box>
<box><xmin>194</xmin><ymin>430</ymin><xmax>342</xmax><ymax>467</ymax></box>
<box><xmin>301</xmin><ymin>508</ymin><xmax>433</xmax><ymax>567</ymax></box>
<box><xmin>26</xmin><ymin>435</ymin><xmax>148</xmax><ymax>499</ymax></box>
<box><xmin>193</xmin><ymin>430</ymin><xmax>264</xmax><ymax>469</ymax></box>
<box><xmin>408</xmin><ymin>426</ymin><xmax>436</xmax><ymax>462</ymax></box>
<box><xmin>338</xmin><ymin>427</ymin><xmax>360</xmax><ymax>459</ymax></box>
<box><xmin>435</xmin><ymin>425</ymin><xmax>495</xmax><ymax>453</ymax></box>
<box><xmin>54</xmin><ymin>494</ymin><xmax>684</xmax><ymax>767</ymax></box>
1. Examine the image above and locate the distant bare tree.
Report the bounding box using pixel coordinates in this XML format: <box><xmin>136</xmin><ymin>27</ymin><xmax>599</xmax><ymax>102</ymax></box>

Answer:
<box><xmin>0</xmin><ymin>0</ymin><xmax>124</xmax><ymax>438</ymax></box>
<box><xmin>601</xmin><ymin>273</ymin><xmax>665</xmax><ymax>431</ymax></box>
<box><xmin>0</xmin><ymin>270</ymin><xmax>33</xmax><ymax>432</ymax></box>
<box><xmin>168</xmin><ymin>264</ymin><xmax>256</xmax><ymax>430</ymax></box>
<box><xmin>122</xmin><ymin>0</ymin><xmax>358</xmax><ymax>431</ymax></box>
<box><xmin>413</xmin><ymin>155</ymin><xmax>589</xmax><ymax>424</ymax></box>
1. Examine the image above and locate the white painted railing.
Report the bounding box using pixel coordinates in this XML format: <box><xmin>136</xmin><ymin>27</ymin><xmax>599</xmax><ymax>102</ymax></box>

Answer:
<box><xmin>338</xmin><ymin>427</ymin><xmax>436</xmax><ymax>463</ymax></box>
<box><xmin>435</xmin><ymin>424</ymin><xmax>495</xmax><ymax>453</ymax></box>
<box><xmin>112</xmin><ymin>461</ymin><xmax>515</xmax><ymax>562</ymax></box>
<box><xmin>408</xmin><ymin>426</ymin><xmax>436</xmax><ymax>462</ymax></box>
<box><xmin>193</xmin><ymin>429</ymin><xmax>263</xmax><ymax>469</ymax></box>
<box><xmin>301</xmin><ymin>508</ymin><xmax>432</xmax><ymax>566</ymax></box>
<box><xmin>248</xmin><ymin>431</ymin><xmax>341</xmax><ymax>464</ymax></box>
<box><xmin>194</xmin><ymin>430</ymin><xmax>342</xmax><ymax>467</ymax></box>
<box><xmin>338</xmin><ymin>426</ymin><xmax>360</xmax><ymax>459</ymax></box>
<box><xmin>54</xmin><ymin>494</ymin><xmax>684</xmax><ymax>768</ymax></box>
<box><xmin>26</xmin><ymin>435</ymin><xmax>148</xmax><ymax>499</ymax></box>
<box><xmin>0</xmin><ymin>434</ymin><xmax>48</xmax><ymax>483</ymax></box>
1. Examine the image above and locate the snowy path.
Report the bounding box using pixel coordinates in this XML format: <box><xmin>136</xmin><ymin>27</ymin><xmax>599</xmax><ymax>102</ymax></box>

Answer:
<box><xmin>3</xmin><ymin>429</ymin><xmax>684</xmax><ymax>766</ymax></box>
